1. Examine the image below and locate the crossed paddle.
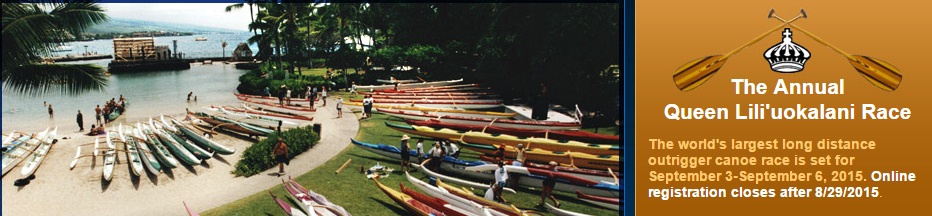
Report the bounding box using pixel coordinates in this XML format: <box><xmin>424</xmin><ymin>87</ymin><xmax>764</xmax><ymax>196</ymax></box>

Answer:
<box><xmin>673</xmin><ymin>9</ymin><xmax>903</xmax><ymax>92</ymax></box>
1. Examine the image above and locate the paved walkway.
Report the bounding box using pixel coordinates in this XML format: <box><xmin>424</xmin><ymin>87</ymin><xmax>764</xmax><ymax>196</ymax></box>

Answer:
<box><xmin>1</xmin><ymin>97</ymin><xmax>359</xmax><ymax>216</ymax></box>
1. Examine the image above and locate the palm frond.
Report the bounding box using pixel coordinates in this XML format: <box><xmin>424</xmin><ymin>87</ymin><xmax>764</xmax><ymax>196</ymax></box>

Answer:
<box><xmin>3</xmin><ymin>63</ymin><xmax>107</xmax><ymax>96</ymax></box>
<box><xmin>225</xmin><ymin>3</ymin><xmax>245</xmax><ymax>12</ymax></box>
<box><xmin>48</xmin><ymin>2</ymin><xmax>109</xmax><ymax>37</ymax></box>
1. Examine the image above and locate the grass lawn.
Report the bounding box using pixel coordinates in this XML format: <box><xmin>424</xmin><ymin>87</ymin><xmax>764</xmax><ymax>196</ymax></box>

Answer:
<box><xmin>202</xmin><ymin>91</ymin><xmax>621</xmax><ymax>216</ymax></box>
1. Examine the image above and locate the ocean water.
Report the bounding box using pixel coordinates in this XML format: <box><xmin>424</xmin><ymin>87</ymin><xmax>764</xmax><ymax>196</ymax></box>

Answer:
<box><xmin>2</xmin><ymin>60</ymin><xmax>248</xmax><ymax>134</ymax></box>
<box><xmin>47</xmin><ymin>32</ymin><xmax>258</xmax><ymax>59</ymax></box>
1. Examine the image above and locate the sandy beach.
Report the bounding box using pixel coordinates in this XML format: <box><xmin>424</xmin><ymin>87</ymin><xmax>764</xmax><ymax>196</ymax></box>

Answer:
<box><xmin>2</xmin><ymin>98</ymin><xmax>358</xmax><ymax>216</ymax></box>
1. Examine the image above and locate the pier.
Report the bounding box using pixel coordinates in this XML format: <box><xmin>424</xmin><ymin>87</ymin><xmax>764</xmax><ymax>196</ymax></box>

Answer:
<box><xmin>43</xmin><ymin>54</ymin><xmax>112</xmax><ymax>62</ymax></box>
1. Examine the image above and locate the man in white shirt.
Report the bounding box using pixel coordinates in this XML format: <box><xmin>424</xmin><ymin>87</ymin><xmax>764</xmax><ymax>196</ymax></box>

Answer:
<box><xmin>415</xmin><ymin>139</ymin><xmax>424</xmax><ymax>160</ymax></box>
<box><xmin>444</xmin><ymin>141</ymin><xmax>460</xmax><ymax>159</ymax></box>
<box><xmin>493</xmin><ymin>160</ymin><xmax>508</xmax><ymax>203</ymax></box>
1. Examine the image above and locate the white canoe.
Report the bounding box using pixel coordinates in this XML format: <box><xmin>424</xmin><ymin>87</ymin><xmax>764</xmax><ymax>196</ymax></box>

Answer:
<box><xmin>119</xmin><ymin>125</ymin><xmax>144</xmax><ymax>176</ymax></box>
<box><xmin>379</xmin><ymin>108</ymin><xmax>581</xmax><ymax>131</ymax></box>
<box><xmin>20</xmin><ymin>127</ymin><xmax>58</xmax><ymax>177</ymax></box>
<box><xmin>2</xmin><ymin>128</ymin><xmax>48</xmax><ymax>176</ymax></box>
<box><xmin>356</xmin><ymin>78</ymin><xmax>464</xmax><ymax>91</ymax></box>
<box><xmin>103</xmin><ymin>135</ymin><xmax>116</xmax><ymax>181</ymax></box>
<box><xmin>132</xmin><ymin>127</ymin><xmax>162</xmax><ymax>174</ymax></box>
<box><xmin>405</xmin><ymin>172</ymin><xmax>502</xmax><ymax>216</ymax></box>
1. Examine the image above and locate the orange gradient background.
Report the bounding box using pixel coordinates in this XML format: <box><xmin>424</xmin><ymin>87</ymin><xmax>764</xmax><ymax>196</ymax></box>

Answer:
<box><xmin>635</xmin><ymin>0</ymin><xmax>931</xmax><ymax>215</ymax></box>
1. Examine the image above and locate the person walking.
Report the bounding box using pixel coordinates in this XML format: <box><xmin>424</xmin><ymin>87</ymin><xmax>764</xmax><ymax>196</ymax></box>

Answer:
<box><xmin>538</xmin><ymin>161</ymin><xmax>561</xmax><ymax>208</ymax></box>
<box><xmin>399</xmin><ymin>135</ymin><xmax>411</xmax><ymax>172</ymax></box>
<box><xmin>273</xmin><ymin>138</ymin><xmax>289</xmax><ymax>175</ymax></box>
<box><xmin>350</xmin><ymin>81</ymin><xmax>357</xmax><ymax>95</ymax></box>
<box><xmin>335</xmin><ymin>97</ymin><xmax>343</xmax><ymax>118</ymax></box>
<box><xmin>76</xmin><ymin>110</ymin><xmax>84</xmax><ymax>132</ymax></box>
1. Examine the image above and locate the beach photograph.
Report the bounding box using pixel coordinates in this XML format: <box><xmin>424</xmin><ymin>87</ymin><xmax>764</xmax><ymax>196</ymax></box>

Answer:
<box><xmin>1</xmin><ymin>2</ymin><xmax>620</xmax><ymax>216</ymax></box>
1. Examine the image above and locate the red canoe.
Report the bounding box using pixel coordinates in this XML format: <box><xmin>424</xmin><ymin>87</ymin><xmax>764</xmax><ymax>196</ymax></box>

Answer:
<box><xmin>371</xmin><ymin>94</ymin><xmax>495</xmax><ymax>100</ymax></box>
<box><xmin>238</xmin><ymin>97</ymin><xmax>316</xmax><ymax>112</ymax></box>
<box><xmin>479</xmin><ymin>155</ymin><xmax>618</xmax><ymax>183</ymax></box>
<box><xmin>577</xmin><ymin>191</ymin><xmax>621</xmax><ymax>210</ymax></box>
<box><xmin>216</xmin><ymin>105</ymin><xmax>314</xmax><ymax>122</ymax></box>
<box><xmin>408</xmin><ymin>119</ymin><xmax>619</xmax><ymax>144</ymax></box>
<box><xmin>368</xmin><ymin>91</ymin><xmax>497</xmax><ymax>96</ymax></box>
<box><xmin>234</xmin><ymin>93</ymin><xmax>319</xmax><ymax>101</ymax></box>
<box><xmin>379</xmin><ymin>108</ymin><xmax>581</xmax><ymax>130</ymax></box>
<box><xmin>400</xmin><ymin>183</ymin><xmax>470</xmax><ymax>216</ymax></box>
<box><xmin>351</xmin><ymin>98</ymin><xmax>502</xmax><ymax>103</ymax></box>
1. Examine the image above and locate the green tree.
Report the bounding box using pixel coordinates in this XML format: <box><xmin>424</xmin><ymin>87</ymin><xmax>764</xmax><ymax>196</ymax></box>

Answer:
<box><xmin>2</xmin><ymin>2</ymin><xmax>109</xmax><ymax>96</ymax></box>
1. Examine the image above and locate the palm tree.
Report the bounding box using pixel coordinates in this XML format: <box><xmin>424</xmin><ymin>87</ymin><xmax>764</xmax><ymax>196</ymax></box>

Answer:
<box><xmin>225</xmin><ymin>1</ymin><xmax>258</xmax><ymax>36</ymax></box>
<box><xmin>2</xmin><ymin>2</ymin><xmax>109</xmax><ymax>96</ymax></box>
<box><xmin>222</xmin><ymin>40</ymin><xmax>228</xmax><ymax>59</ymax></box>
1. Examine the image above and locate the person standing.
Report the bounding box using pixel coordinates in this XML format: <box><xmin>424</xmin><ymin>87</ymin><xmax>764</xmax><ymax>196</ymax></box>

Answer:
<box><xmin>264</xmin><ymin>86</ymin><xmax>272</xmax><ymax>97</ymax></box>
<box><xmin>187</xmin><ymin>91</ymin><xmax>193</xmax><ymax>102</ymax></box>
<box><xmin>305</xmin><ymin>85</ymin><xmax>311</xmax><ymax>100</ymax></box>
<box><xmin>277</xmin><ymin>120</ymin><xmax>283</xmax><ymax>135</ymax></box>
<box><xmin>514</xmin><ymin>144</ymin><xmax>527</xmax><ymax>166</ymax></box>
<box><xmin>320</xmin><ymin>86</ymin><xmax>328</xmax><ymax>107</ymax></box>
<box><xmin>362</xmin><ymin>95</ymin><xmax>373</xmax><ymax>119</ymax></box>
<box><xmin>273</xmin><ymin>138</ymin><xmax>289</xmax><ymax>175</ymax></box>
<box><xmin>48</xmin><ymin>104</ymin><xmax>54</xmax><ymax>118</ymax></box>
<box><xmin>350</xmin><ymin>81</ymin><xmax>357</xmax><ymax>95</ymax></box>
<box><xmin>428</xmin><ymin>142</ymin><xmax>446</xmax><ymax>171</ymax></box>
<box><xmin>76</xmin><ymin>110</ymin><xmax>84</xmax><ymax>132</ymax></box>
<box><xmin>538</xmin><ymin>161</ymin><xmax>560</xmax><ymax>208</ymax></box>
<box><xmin>335</xmin><ymin>97</ymin><xmax>343</xmax><ymax>118</ymax></box>
<box><xmin>399</xmin><ymin>135</ymin><xmax>411</xmax><ymax>172</ymax></box>
<box><xmin>278</xmin><ymin>85</ymin><xmax>287</xmax><ymax>106</ymax></box>
<box><xmin>285</xmin><ymin>88</ymin><xmax>292</xmax><ymax>105</ymax></box>
<box><xmin>309</xmin><ymin>86</ymin><xmax>316</xmax><ymax>107</ymax></box>
<box><xmin>445</xmin><ymin>141</ymin><xmax>460</xmax><ymax>159</ymax></box>
<box><xmin>492</xmin><ymin>161</ymin><xmax>509</xmax><ymax>203</ymax></box>
<box><xmin>415</xmin><ymin>139</ymin><xmax>425</xmax><ymax>161</ymax></box>
<box><xmin>95</xmin><ymin>105</ymin><xmax>102</xmax><ymax>125</ymax></box>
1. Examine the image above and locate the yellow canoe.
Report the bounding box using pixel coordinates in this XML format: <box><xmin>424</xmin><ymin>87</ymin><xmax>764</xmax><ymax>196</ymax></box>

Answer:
<box><xmin>373</xmin><ymin>178</ymin><xmax>437</xmax><ymax>216</ymax></box>
<box><xmin>385</xmin><ymin>122</ymin><xmax>619</xmax><ymax>156</ymax></box>
<box><xmin>435</xmin><ymin>179</ymin><xmax>539</xmax><ymax>216</ymax></box>
<box><xmin>345</xmin><ymin>101</ymin><xmax>516</xmax><ymax>119</ymax></box>
<box><xmin>459</xmin><ymin>142</ymin><xmax>621</xmax><ymax>171</ymax></box>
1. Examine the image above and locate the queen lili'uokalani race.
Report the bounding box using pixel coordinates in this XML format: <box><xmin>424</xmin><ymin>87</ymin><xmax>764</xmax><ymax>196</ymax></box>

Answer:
<box><xmin>664</xmin><ymin>103</ymin><xmax>911</xmax><ymax>120</ymax></box>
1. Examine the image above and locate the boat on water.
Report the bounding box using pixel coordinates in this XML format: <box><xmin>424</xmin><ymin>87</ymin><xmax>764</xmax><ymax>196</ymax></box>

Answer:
<box><xmin>406</xmin><ymin>119</ymin><xmax>619</xmax><ymax>144</ymax></box>
<box><xmin>195</xmin><ymin>37</ymin><xmax>207</xmax><ymax>41</ymax></box>
<box><xmin>51</xmin><ymin>45</ymin><xmax>73</xmax><ymax>52</ymax></box>
<box><xmin>383</xmin><ymin>122</ymin><xmax>615</xmax><ymax>155</ymax></box>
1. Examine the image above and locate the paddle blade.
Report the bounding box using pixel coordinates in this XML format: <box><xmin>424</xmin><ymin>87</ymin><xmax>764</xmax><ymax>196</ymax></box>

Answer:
<box><xmin>673</xmin><ymin>55</ymin><xmax>728</xmax><ymax>91</ymax></box>
<box><xmin>848</xmin><ymin>55</ymin><xmax>902</xmax><ymax>91</ymax></box>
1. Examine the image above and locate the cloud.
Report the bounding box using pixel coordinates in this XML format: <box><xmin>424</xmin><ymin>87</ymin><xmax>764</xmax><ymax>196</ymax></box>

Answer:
<box><xmin>100</xmin><ymin>3</ymin><xmax>253</xmax><ymax>31</ymax></box>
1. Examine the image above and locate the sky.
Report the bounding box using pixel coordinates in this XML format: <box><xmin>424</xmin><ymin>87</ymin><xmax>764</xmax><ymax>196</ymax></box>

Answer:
<box><xmin>100</xmin><ymin>3</ymin><xmax>254</xmax><ymax>31</ymax></box>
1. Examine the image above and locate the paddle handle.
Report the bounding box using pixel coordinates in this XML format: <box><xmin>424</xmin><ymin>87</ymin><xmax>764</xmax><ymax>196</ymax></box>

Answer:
<box><xmin>336</xmin><ymin>158</ymin><xmax>352</xmax><ymax>174</ymax></box>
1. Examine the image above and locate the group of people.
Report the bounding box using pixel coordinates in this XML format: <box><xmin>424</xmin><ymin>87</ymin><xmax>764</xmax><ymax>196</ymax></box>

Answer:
<box><xmin>486</xmin><ymin>143</ymin><xmax>559</xmax><ymax>207</ymax></box>
<box><xmin>398</xmin><ymin>135</ymin><xmax>460</xmax><ymax>173</ymax></box>
<box><xmin>360</xmin><ymin>94</ymin><xmax>374</xmax><ymax>119</ymax></box>
<box><xmin>85</xmin><ymin>96</ymin><xmax>126</xmax><ymax>136</ymax></box>
<box><xmin>187</xmin><ymin>91</ymin><xmax>198</xmax><ymax>102</ymax></box>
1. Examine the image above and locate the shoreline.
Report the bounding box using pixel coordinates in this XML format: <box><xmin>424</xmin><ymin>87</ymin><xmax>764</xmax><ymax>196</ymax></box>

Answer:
<box><xmin>1</xmin><ymin>97</ymin><xmax>359</xmax><ymax>216</ymax></box>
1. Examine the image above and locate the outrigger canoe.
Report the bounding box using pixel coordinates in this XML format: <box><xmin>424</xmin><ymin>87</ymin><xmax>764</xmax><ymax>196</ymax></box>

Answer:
<box><xmin>373</xmin><ymin>178</ymin><xmax>447</xmax><ymax>216</ymax></box>
<box><xmin>371</xmin><ymin>94</ymin><xmax>496</xmax><ymax>100</ymax></box>
<box><xmin>376</xmin><ymin>78</ymin><xmax>419</xmax><ymax>84</ymax></box>
<box><xmin>282</xmin><ymin>179</ymin><xmax>340</xmax><ymax>216</ymax></box>
<box><xmin>2</xmin><ymin>128</ymin><xmax>48</xmax><ymax>176</ymax></box>
<box><xmin>407</xmin><ymin>119</ymin><xmax>619</xmax><ymax>144</ymax></box>
<box><xmin>344</xmin><ymin>102</ymin><xmax>515</xmax><ymax>119</ymax></box>
<box><xmin>139</xmin><ymin>124</ymin><xmax>179</xmax><ymax>168</ymax></box>
<box><xmin>459</xmin><ymin>141</ymin><xmax>620</xmax><ymax>171</ymax></box>
<box><xmin>434</xmin><ymin>178</ymin><xmax>541</xmax><ymax>216</ymax></box>
<box><xmin>356</xmin><ymin>78</ymin><xmax>464</xmax><ymax>92</ymax></box>
<box><xmin>352</xmin><ymin>98</ymin><xmax>503</xmax><ymax>103</ymax></box>
<box><xmin>170</xmin><ymin>119</ymin><xmax>236</xmax><ymax>155</ymax></box>
<box><xmin>380</xmin><ymin>109</ymin><xmax>580</xmax><ymax>131</ymax></box>
<box><xmin>239</xmin><ymin>98</ymin><xmax>316</xmax><ymax>113</ymax></box>
<box><xmin>270</xmin><ymin>192</ymin><xmax>308</xmax><ymax>216</ymax></box>
<box><xmin>546</xmin><ymin>203</ymin><xmax>592</xmax><ymax>216</ymax></box>
<box><xmin>286</xmin><ymin>176</ymin><xmax>352</xmax><ymax>216</ymax></box>
<box><xmin>371</xmin><ymin>100</ymin><xmax>502</xmax><ymax>109</ymax></box>
<box><xmin>205</xmin><ymin>107</ymin><xmax>300</xmax><ymax>130</ymax></box>
<box><xmin>150</xmin><ymin>122</ymin><xmax>202</xmax><ymax>165</ymax></box>
<box><xmin>118</xmin><ymin>125</ymin><xmax>145</xmax><ymax>176</ymax></box>
<box><xmin>400</xmin><ymin>181</ymin><xmax>476</xmax><ymax>216</ymax></box>
<box><xmin>479</xmin><ymin>155</ymin><xmax>619</xmax><ymax>184</ymax></box>
<box><xmin>384</xmin><ymin>122</ymin><xmax>615</xmax><ymax>155</ymax></box>
<box><xmin>218</xmin><ymin>105</ymin><xmax>314</xmax><ymax>122</ymax></box>
<box><xmin>368</xmin><ymin>91</ymin><xmax>498</xmax><ymax>96</ymax></box>
<box><xmin>438</xmin><ymin>156</ymin><xmax>621</xmax><ymax>198</ymax></box>
<box><xmin>130</xmin><ymin>127</ymin><xmax>162</xmax><ymax>173</ymax></box>
<box><xmin>576</xmin><ymin>191</ymin><xmax>620</xmax><ymax>210</ymax></box>
<box><xmin>189</xmin><ymin>111</ymin><xmax>271</xmax><ymax>137</ymax></box>
<box><xmin>102</xmin><ymin>135</ymin><xmax>116</xmax><ymax>181</ymax></box>
<box><xmin>20</xmin><ymin>127</ymin><xmax>58</xmax><ymax>177</ymax></box>
<box><xmin>405</xmin><ymin>172</ymin><xmax>502</xmax><ymax>216</ymax></box>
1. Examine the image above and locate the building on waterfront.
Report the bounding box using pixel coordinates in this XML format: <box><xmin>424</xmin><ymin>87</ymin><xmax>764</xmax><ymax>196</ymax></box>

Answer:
<box><xmin>231</xmin><ymin>43</ymin><xmax>253</xmax><ymax>62</ymax></box>
<box><xmin>109</xmin><ymin>37</ymin><xmax>190</xmax><ymax>73</ymax></box>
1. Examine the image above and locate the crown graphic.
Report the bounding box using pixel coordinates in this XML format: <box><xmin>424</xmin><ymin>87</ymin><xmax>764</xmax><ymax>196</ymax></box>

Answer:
<box><xmin>763</xmin><ymin>28</ymin><xmax>810</xmax><ymax>73</ymax></box>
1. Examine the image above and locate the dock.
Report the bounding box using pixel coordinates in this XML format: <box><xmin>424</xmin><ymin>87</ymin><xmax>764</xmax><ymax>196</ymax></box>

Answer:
<box><xmin>44</xmin><ymin>54</ymin><xmax>112</xmax><ymax>62</ymax></box>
